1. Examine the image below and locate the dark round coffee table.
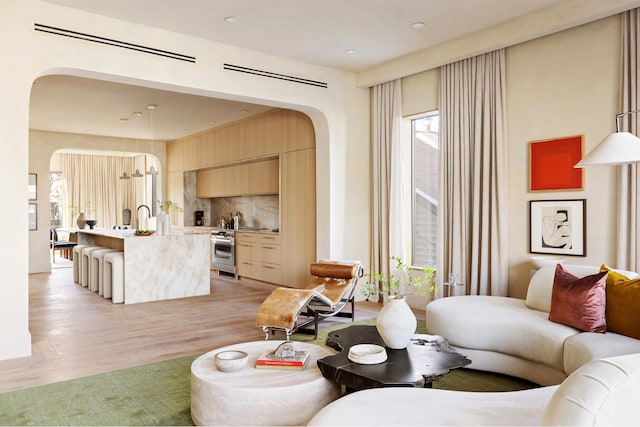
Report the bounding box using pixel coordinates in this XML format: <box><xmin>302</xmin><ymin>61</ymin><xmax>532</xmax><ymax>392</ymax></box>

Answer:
<box><xmin>317</xmin><ymin>324</ymin><xmax>471</xmax><ymax>391</ymax></box>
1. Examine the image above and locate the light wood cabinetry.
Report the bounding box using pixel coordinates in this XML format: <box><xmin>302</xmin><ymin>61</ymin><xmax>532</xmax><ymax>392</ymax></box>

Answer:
<box><xmin>166</xmin><ymin>108</ymin><xmax>316</xmax><ymax>288</ymax></box>
<box><xmin>170</xmin><ymin>109</ymin><xmax>315</xmax><ymax>171</ymax></box>
<box><xmin>235</xmin><ymin>232</ymin><xmax>257</xmax><ymax>278</ymax></box>
<box><xmin>235</xmin><ymin>232</ymin><xmax>283</xmax><ymax>285</ymax></box>
<box><xmin>195</xmin><ymin>158</ymin><xmax>279</xmax><ymax>198</ymax></box>
<box><xmin>281</xmin><ymin>148</ymin><xmax>316</xmax><ymax>288</ymax></box>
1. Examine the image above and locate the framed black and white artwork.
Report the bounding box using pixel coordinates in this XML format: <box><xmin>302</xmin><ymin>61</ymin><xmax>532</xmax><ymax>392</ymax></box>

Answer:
<box><xmin>529</xmin><ymin>199</ymin><xmax>586</xmax><ymax>257</ymax></box>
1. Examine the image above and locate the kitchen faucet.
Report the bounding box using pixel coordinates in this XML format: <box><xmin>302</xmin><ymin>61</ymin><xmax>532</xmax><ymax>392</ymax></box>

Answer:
<box><xmin>135</xmin><ymin>204</ymin><xmax>151</xmax><ymax>230</ymax></box>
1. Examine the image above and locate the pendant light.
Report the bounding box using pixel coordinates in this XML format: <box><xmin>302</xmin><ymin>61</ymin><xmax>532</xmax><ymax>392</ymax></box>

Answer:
<box><xmin>131</xmin><ymin>111</ymin><xmax>144</xmax><ymax>178</ymax></box>
<box><xmin>119</xmin><ymin>118</ymin><xmax>130</xmax><ymax>180</ymax></box>
<box><xmin>146</xmin><ymin>103</ymin><xmax>159</xmax><ymax>176</ymax></box>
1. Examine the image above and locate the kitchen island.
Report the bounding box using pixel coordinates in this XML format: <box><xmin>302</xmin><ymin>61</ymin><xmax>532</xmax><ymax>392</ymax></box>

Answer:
<box><xmin>76</xmin><ymin>229</ymin><xmax>210</xmax><ymax>304</ymax></box>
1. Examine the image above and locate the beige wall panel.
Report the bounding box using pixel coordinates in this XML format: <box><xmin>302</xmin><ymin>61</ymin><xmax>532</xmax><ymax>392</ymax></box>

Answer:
<box><xmin>281</xmin><ymin>148</ymin><xmax>316</xmax><ymax>288</ymax></box>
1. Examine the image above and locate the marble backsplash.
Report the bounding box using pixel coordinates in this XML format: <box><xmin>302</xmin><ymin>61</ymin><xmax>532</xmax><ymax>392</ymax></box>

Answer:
<box><xmin>182</xmin><ymin>171</ymin><xmax>279</xmax><ymax>229</ymax></box>
<box><xmin>211</xmin><ymin>195</ymin><xmax>279</xmax><ymax>230</ymax></box>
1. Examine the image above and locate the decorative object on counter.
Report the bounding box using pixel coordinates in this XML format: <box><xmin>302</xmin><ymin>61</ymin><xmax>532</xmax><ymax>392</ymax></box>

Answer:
<box><xmin>134</xmin><ymin>229</ymin><xmax>155</xmax><ymax>236</ymax></box>
<box><xmin>214</xmin><ymin>350</ymin><xmax>249</xmax><ymax>372</ymax></box>
<box><xmin>69</xmin><ymin>202</ymin><xmax>93</xmax><ymax>229</ymax></box>
<box><xmin>123</xmin><ymin>208</ymin><xmax>132</xmax><ymax>226</ymax></box>
<box><xmin>362</xmin><ymin>256</ymin><xmax>436</xmax><ymax>349</ymax></box>
<box><xmin>85</xmin><ymin>219</ymin><xmax>98</xmax><ymax>229</ymax></box>
<box><xmin>233</xmin><ymin>212</ymin><xmax>240</xmax><ymax>230</ymax></box>
<box><xmin>76</xmin><ymin>212</ymin><xmax>86</xmax><ymax>229</ymax></box>
<box><xmin>157</xmin><ymin>200</ymin><xmax>182</xmax><ymax>235</ymax></box>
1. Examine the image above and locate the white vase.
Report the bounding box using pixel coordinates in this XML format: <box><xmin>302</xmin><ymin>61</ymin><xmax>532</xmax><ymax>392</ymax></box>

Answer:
<box><xmin>376</xmin><ymin>295</ymin><xmax>417</xmax><ymax>349</ymax></box>
<box><xmin>157</xmin><ymin>211</ymin><xmax>170</xmax><ymax>235</ymax></box>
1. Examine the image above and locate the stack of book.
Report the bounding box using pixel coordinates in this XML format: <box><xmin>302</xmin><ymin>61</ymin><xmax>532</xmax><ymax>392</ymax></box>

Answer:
<box><xmin>255</xmin><ymin>348</ymin><xmax>311</xmax><ymax>370</ymax></box>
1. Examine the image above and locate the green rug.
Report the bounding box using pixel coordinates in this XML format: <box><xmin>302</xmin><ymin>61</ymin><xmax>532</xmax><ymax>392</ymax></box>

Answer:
<box><xmin>0</xmin><ymin>319</ymin><xmax>536</xmax><ymax>426</ymax></box>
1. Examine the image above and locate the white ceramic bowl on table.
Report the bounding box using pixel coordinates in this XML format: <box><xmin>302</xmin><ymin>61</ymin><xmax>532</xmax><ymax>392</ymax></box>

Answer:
<box><xmin>214</xmin><ymin>350</ymin><xmax>248</xmax><ymax>372</ymax></box>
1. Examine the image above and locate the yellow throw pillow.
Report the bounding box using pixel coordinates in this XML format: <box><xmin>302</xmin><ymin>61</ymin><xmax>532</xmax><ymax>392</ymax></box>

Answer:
<box><xmin>600</xmin><ymin>264</ymin><xmax>640</xmax><ymax>339</ymax></box>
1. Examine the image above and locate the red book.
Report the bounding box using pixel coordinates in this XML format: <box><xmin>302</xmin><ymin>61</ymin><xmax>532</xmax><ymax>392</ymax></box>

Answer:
<box><xmin>255</xmin><ymin>349</ymin><xmax>310</xmax><ymax>370</ymax></box>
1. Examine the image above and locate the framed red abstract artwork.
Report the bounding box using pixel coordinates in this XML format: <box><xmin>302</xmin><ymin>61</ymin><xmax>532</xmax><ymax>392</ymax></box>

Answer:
<box><xmin>529</xmin><ymin>135</ymin><xmax>583</xmax><ymax>191</ymax></box>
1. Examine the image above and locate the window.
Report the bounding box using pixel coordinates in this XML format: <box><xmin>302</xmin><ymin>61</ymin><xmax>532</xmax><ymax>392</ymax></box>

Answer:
<box><xmin>50</xmin><ymin>172</ymin><xmax>63</xmax><ymax>228</ymax></box>
<box><xmin>412</xmin><ymin>112</ymin><xmax>439</xmax><ymax>267</ymax></box>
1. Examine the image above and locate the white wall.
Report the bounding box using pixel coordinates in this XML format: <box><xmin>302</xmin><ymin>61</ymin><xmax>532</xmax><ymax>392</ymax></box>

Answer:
<box><xmin>506</xmin><ymin>16</ymin><xmax>620</xmax><ymax>297</ymax></box>
<box><xmin>398</xmin><ymin>15</ymin><xmax>621</xmax><ymax>298</ymax></box>
<box><xmin>2</xmin><ymin>0</ymin><xmax>369</xmax><ymax>361</ymax></box>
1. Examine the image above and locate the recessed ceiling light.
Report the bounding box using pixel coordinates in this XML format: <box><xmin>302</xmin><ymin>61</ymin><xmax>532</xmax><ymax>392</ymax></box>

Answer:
<box><xmin>208</xmin><ymin>121</ymin><xmax>216</xmax><ymax>125</ymax></box>
<box><xmin>411</xmin><ymin>22</ymin><xmax>425</xmax><ymax>29</ymax></box>
<box><xmin>240</xmin><ymin>109</ymin><xmax>249</xmax><ymax>113</ymax></box>
<box><xmin>132</xmin><ymin>111</ymin><xmax>142</xmax><ymax>117</ymax></box>
<box><xmin>224</xmin><ymin>16</ymin><xmax>238</xmax><ymax>23</ymax></box>
<box><xmin>345</xmin><ymin>49</ymin><xmax>358</xmax><ymax>55</ymax></box>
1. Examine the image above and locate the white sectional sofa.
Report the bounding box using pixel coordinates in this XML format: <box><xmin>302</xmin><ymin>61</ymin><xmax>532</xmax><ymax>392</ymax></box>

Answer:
<box><xmin>308</xmin><ymin>353</ymin><xmax>640</xmax><ymax>426</ymax></box>
<box><xmin>426</xmin><ymin>264</ymin><xmax>640</xmax><ymax>385</ymax></box>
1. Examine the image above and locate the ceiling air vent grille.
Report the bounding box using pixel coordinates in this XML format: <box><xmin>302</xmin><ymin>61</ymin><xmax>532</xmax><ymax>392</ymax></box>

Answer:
<box><xmin>223</xmin><ymin>63</ymin><xmax>327</xmax><ymax>88</ymax></box>
<box><xmin>34</xmin><ymin>23</ymin><xmax>196</xmax><ymax>63</ymax></box>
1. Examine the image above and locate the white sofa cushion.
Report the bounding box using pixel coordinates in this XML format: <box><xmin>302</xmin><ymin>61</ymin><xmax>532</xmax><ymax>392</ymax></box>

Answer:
<box><xmin>563</xmin><ymin>331</ymin><xmax>640</xmax><ymax>375</ymax></box>
<box><xmin>526</xmin><ymin>265</ymin><xmax>599</xmax><ymax>313</ymax></box>
<box><xmin>542</xmin><ymin>353</ymin><xmax>640</xmax><ymax>425</ymax></box>
<box><xmin>526</xmin><ymin>264</ymin><xmax>639</xmax><ymax>313</ymax></box>
<box><xmin>426</xmin><ymin>296</ymin><xmax>578</xmax><ymax>371</ymax></box>
<box><xmin>308</xmin><ymin>385</ymin><xmax>558</xmax><ymax>426</ymax></box>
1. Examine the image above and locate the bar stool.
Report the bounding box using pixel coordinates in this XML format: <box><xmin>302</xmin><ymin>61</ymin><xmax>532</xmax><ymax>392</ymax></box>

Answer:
<box><xmin>90</xmin><ymin>248</ymin><xmax>119</xmax><ymax>294</ymax></box>
<box><xmin>72</xmin><ymin>244</ymin><xmax>90</xmax><ymax>284</ymax></box>
<box><xmin>81</xmin><ymin>246</ymin><xmax>103</xmax><ymax>288</ymax></box>
<box><xmin>104</xmin><ymin>251</ymin><xmax>125</xmax><ymax>303</ymax></box>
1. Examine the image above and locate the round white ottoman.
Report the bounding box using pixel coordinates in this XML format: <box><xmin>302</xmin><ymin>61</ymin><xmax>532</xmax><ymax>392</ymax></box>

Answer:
<box><xmin>191</xmin><ymin>341</ymin><xmax>340</xmax><ymax>426</ymax></box>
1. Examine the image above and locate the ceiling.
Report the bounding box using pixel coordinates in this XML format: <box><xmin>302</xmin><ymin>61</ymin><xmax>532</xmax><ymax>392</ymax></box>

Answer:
<box><xmin>33</xmin><ymin>0</ymin><xmax>575</xmax><ymax>141</ymax></box>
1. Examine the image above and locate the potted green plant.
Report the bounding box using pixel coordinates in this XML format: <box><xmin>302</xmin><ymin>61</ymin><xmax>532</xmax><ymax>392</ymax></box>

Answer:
<box><xmin>158</xmin><ymin>200</ymin><xmax>183</xmax><ymax>214</ymax></box>
<box><xmin>361</xmin><ymin>256</ymin><xmax>436</xmax><ymax>300</ymax></box>
<box><xmin>362</xmin><ymin>256</ymin><xmax>436</xmax><ymax>349</ymax></box>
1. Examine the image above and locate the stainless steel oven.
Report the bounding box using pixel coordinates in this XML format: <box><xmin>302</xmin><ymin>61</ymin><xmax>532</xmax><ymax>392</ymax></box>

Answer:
<box><xmin>211</xmin><ymin>234</ymin><xmax>236</xmax><ymax>278</ymax></box>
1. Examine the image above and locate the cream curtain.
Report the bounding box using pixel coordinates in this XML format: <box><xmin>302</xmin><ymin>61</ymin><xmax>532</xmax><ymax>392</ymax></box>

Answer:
<box><xmin>60</xmin><ymin>153</ymin><xmax>144</xmax><ymax>229</ymax></box>
<box><xmin>616</xmin><ymin>9</ymin><xmax>640</xmax><ymax>271</ymax></box>
<box><xmin>371</xmin><ymin>79</ymin><xmax>404</xmax><ymax>298</ymax></box>
<box><xmin>438</xmin><ymin>49</ymin><xmax>508</xmax><ymax>296</ymax></box>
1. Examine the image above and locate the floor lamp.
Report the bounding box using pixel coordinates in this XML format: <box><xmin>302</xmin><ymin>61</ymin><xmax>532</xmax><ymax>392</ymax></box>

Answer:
<box><xmin>576</xmin><ymin>110</ymin><xmax>640</xmax><ymax>167</ymax></box>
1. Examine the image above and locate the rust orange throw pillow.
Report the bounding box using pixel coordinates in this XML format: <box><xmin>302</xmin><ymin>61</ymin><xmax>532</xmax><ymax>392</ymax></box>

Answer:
<box><xmin>549</xmin><ymin>264</ymin><xmax>607</xmax><ymax>333</ymax></box>
<box><xmin>600</xmin><ymin>264</ymin><xmax>640</xmax><ymax>339</ymax></box>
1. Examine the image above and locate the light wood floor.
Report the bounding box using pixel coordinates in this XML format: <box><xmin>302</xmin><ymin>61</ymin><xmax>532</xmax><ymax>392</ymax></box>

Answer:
<box><xmin>0</xmin><ymin>263</ymin><xmax>387</xmax><ymax>393</ymax></box>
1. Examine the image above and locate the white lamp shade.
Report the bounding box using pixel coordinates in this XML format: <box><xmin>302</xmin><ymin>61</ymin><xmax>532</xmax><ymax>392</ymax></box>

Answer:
<box><xmin>575</xmin><ymin>132</ymin><xmax>640</xmax><ymax>167</ymax></box>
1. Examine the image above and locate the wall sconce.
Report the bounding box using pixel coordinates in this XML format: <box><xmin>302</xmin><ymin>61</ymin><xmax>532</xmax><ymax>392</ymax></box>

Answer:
<box><xmin>575</xmin><ymin>109</ymin><xmax>640</xmax><ymax>167</ymax></box>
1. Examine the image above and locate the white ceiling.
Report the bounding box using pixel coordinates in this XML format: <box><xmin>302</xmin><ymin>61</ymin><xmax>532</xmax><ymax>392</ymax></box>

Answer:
<box><xmin>32</xmin><ymin>0</ymin><xmax>579</xmax><ymax>140</ymax></box>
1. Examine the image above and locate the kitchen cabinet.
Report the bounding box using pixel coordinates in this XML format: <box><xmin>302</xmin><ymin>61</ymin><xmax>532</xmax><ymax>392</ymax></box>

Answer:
<box><xmin>235</xmin><ymin>232</ymin><xmax>283</xmax><ymax>285</ymax></box>
<box><xmin>167</xmin><ymin>107</ymin><xmax>316</xmax><ymax>289</ymax></box>
<box><xmin>196</xmin><ymin>158</ymin><xmax>279</xmax><ymax>198</ymax></box>
<box><xmin>281</xmin><ymin>148</ymin><xmax>316</xmax><ymax>288</ymax></box>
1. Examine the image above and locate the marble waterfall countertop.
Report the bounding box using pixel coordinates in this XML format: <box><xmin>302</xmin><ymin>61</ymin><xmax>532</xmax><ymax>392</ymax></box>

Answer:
<box><xmin>77</xmin><ymin>229</ymin><xmax>210</xmax><ymax>304</ymax></box>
